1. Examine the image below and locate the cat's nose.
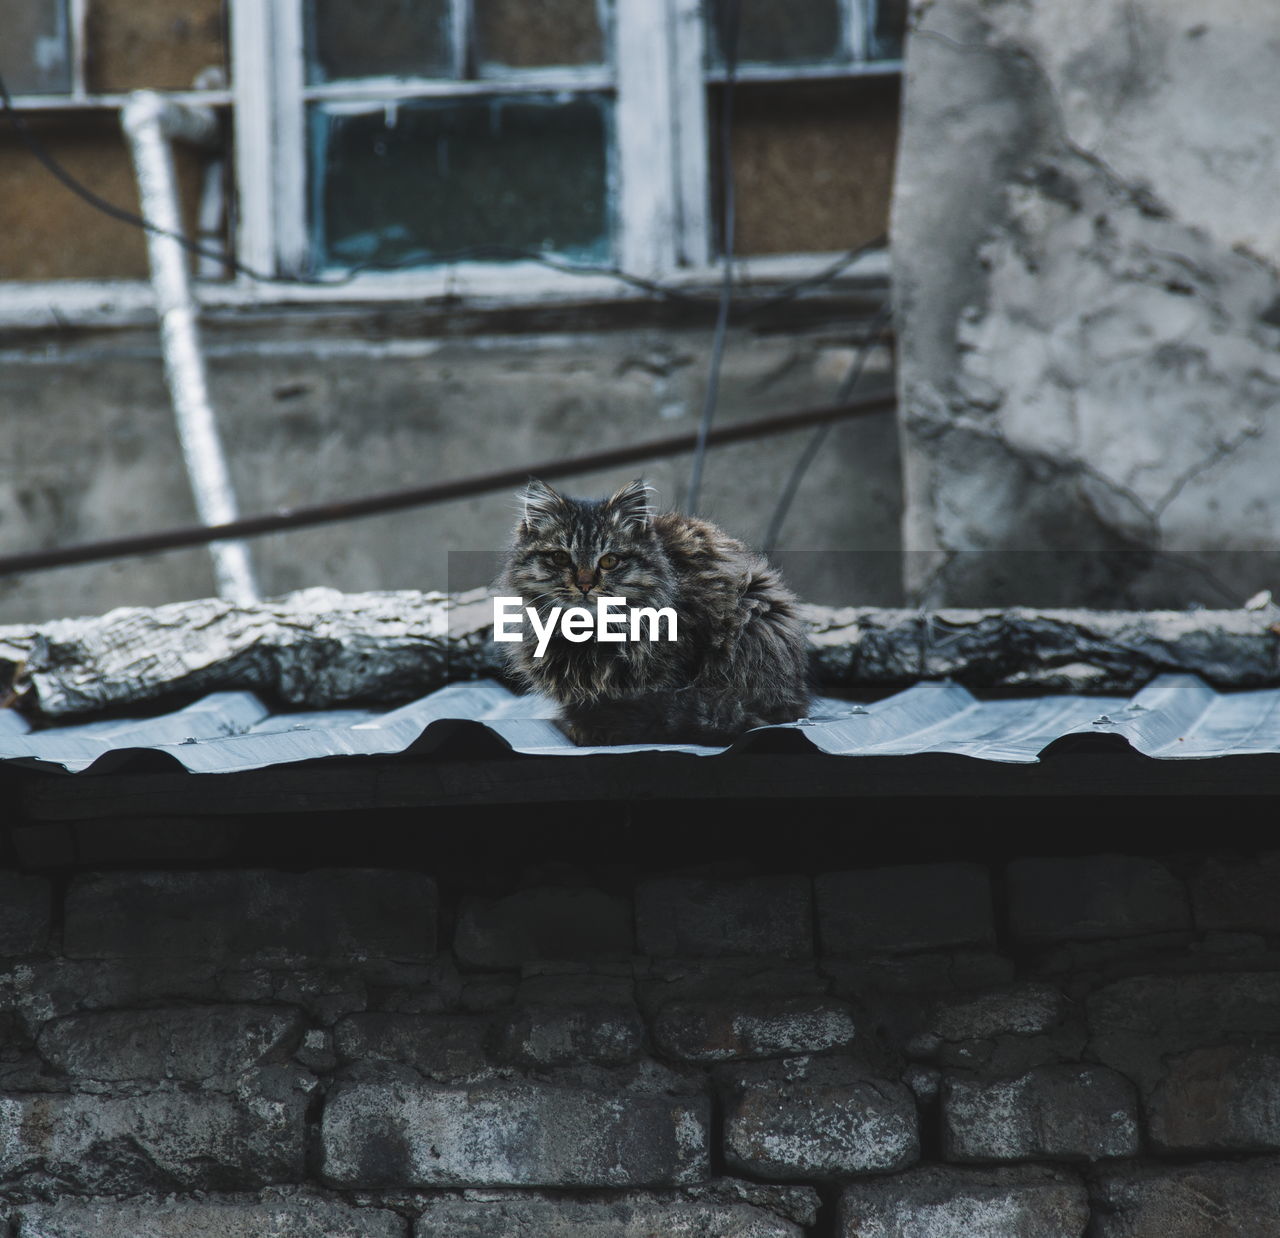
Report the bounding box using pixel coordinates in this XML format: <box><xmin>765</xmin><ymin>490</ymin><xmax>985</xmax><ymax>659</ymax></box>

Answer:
<box><xmin>575</xmin><ymin>568</ymin><xmax>596</xmax><ymax>594</ymax></box>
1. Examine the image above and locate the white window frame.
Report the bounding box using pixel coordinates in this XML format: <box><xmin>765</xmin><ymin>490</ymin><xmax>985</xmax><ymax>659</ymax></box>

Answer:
<box><xmin>0</xmin><ymin>0</ymin><xmax>899</xmax><ymax>319</ymax></box>
<box><xmin>231</xmin><ymin>0</ymin><xmax>900</xmax><ymax>296</ymax></box>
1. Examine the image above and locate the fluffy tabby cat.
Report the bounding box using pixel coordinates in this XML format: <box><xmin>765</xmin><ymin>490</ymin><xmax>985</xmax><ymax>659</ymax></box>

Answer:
<box><xmin>498</xmin><ymin>478</ymin><xmax>811</xmax><ymax>745</ymax></box>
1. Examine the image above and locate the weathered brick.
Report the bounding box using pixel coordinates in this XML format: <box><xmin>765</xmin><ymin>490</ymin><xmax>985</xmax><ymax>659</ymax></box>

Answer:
<box><xmin>320</xmin><ymin>1074</ymin><xmax>709</xmax><ymax>1187</ymax></box>
<box><xmin>296</xmin><ymin>1027</ymin><xmax>338</xmax><ymax>1072</ymax></box>
<box><xmin>816</xmin><ymin>864</ymin><xmax>994</xmax><ymax>954</ymax></box>
<box><xmin>654</xmin><ymin>997</ymin><xmax>857</xmax><ymax>1062</ymax></box>
<box><xmin>1092</xmin><ymin>1158</ymin><xmax>1280</xmax><ymax>1237</ymax></box>
<box><xmin>929</xmin><ymin>984</ymin><xmax>1067</xmax><ymax>1043</ymax></box>
<box><xmin>63</xmin><ymin>869</ymin><xmax>436</xmax><ymax>963</ymax></box>
<box><xmin>1088</xmin><ymin>972</ymin><xmax>1280</xmax><ymax>1094</ymax></box>
<box><xmin>839</xmin><ymin>1165</ymin><xmax>1089</xmax><ymax>1238</ymax></box>
<box><xmin>0</xmin><ymin>1067</ymin><xmax>311</xmax><ymax>1192</ymax></box>
<box><xmin>912</xmin><ymin>984</ymin><xmax>1080</xmax><ymax>1075</ymax></box>
<box><xmin>17</xmin><ymin>1196</ymin><xmax>405</xmax><ymax>1238</ymax></box>
<box><xmin>1007</xmin><ymin>855</ymin><xmax>1189</xmax><ymax>944</ymax></box>
<box><xmin>1191</xmin><ymin>853</ymin><xmax>1280</xmax><ymax>933</ymax></box>
<box><xmin>1148</xmin><ymin>1046</ymin><xmax>1280</xmax><ymax>1152</ymax></box>
<box><xmin>37</xmin><ymin>1005</ymin><xmax>305</xmax><ymax>1082</ymax></box>
<box><xmin>412</xmin><ymin>1193</ymin><xmax>804</xmax><ymax>1238</ymax></box>
<box><xmin>334</xmin><ymin>1013</ymin><xmax>493</xmax><ymax>1080</ymax></box>
<box><xmin>722</xmin><ymin>1059</ymin><xmax>919</xmax><ymax>1179</ymax></box>
<box><xmin>0</xmin><ymin>872</ymin><xmax>51</xmax><ymax>955</ymax></box>
<box><xmin>454</xmin><ymin>887</ymin><xmax>632</xmax><ymax>967</ymax></box>
<box><xmin>496</xmin><ymin>1003</ymin><xmax>644</xmax><ymax>1066</ymax></box>
<box><xmin>943</xmin><ymin>1065</ymin><xmax>1140</xmax><ymax>1163</ymax></box>
<box><xmin>636</xmin><ymin>876</ymin><xmax>812</xmax><ymax>958</ymax></box>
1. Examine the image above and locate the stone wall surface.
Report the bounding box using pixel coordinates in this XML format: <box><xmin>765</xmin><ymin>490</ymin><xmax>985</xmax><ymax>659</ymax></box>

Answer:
<box><xmin>0</xmin><ymin>852</ymin><xmax>1267</xmax><ymax>1231</ymax></box>
<box><xmin>893</xmin><ymin>0</ymin><xmax>1280</xmax><ymax>607</ymax></box>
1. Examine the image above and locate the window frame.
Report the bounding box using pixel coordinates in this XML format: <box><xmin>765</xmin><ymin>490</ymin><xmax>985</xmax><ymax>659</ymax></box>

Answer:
<box><xmin>0</xmin><ymin>0</ymin><xmax>901</xmax><ymax>312</ymax></box>
<box><xmin>233</xmin><ymin>0</ymin><xmax>901</xmax><ymax>292</ymax></box>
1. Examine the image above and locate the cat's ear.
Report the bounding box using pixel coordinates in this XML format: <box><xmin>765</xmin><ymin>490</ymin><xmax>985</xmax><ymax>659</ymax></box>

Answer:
<box><xmin>521</xmin><ymin>478</ymin><xmax>566</xmax><ymax>530</ymax></box>
<box><xmin>607</xmin><ymin>479</ymin><xmax>654</xmax><ymax>532</ymax></box>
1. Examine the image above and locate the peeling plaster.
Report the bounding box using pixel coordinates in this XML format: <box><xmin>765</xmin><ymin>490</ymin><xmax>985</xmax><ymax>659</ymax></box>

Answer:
<box><xmin>895</xmin><ymin>0</ymin><xmax>1280</xmax><ymax>606</ymax></box>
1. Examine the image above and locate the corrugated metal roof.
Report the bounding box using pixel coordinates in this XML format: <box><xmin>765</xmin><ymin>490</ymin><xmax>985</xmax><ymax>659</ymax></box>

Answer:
<box><xmin>2</xmin><ymin>673</ymin><xmax>1278</xmax><ymax>777</ymax></box>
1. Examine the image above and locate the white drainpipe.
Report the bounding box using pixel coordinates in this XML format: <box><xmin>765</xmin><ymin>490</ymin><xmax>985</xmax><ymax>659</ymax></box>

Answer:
<box><xmin>121</xmin><ymin>90</ymin><xmax>260</xmax><ymax>605</ymax></box>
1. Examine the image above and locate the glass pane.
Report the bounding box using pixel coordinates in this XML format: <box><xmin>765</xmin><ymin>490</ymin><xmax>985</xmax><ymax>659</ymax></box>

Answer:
<box><xmin>710</xmin><ymin>79</ymin><xmax>899</xmax><ymax>255</ymax></box>
<box><xmin>3</xmin><ymin>0</ymin><xmax>72</xmax><ymax>95</ymax></box>
<box><xmin>310</xmin><ymin>94</ymin><xmax>613</xmax><ymax>270</ymax></box>
<box><xmin>705</xmin><ymin>0</ymin><xmax>842</xmax><ymax>67</ymax></box>
<box><xmin>475</xmin><ymin>0</ymin><xmax>606</xmax><ymax>70</ymax></box>
<box><xmin>871</xmin><ymin>0</ymin><xmax>908</xmax><ymax>60</ymax></box>
<box><xmin>87</xmin><ymin>0</ymin><xmax>228</xmax><ymax>93</ymax></box>
<box><xmin>306</xmin><ymin>0</ymin><xmax>453</xmax><ymax>83</ymax></box>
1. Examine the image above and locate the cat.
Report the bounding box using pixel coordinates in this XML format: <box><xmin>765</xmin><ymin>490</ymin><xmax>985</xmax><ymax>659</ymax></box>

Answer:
<box><xmin>497</xmin><ymin>478</ymin><xmax>811</xmax><ymax>745</ymax></box>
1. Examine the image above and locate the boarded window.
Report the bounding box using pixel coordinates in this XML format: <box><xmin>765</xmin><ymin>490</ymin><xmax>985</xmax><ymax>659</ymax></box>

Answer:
<box><xmin>3</xmin><ymin>0</ymin><xmax>73</xmax><ymax>95</ymax></box>
<box><xmin>710</xmin><ymin>78</ymin><xmax>900</xmax><ymax>255</ymax></box>
<box><xmin>86</xmin><ymin>0</ymin><xmax>228</xmax><ymax>93</ymax></box>
<box><xmin>306</xmin><ymin>0</ymin><xmax>454</xmax><ymax>83</ymax></box>
<box><xmin>310</xmin><ymin>94</ymin><xmax>613</xmax><ymax>271</ymax></box>
<box><xmin>0</xmin><ymin>114</ymin><xmax>210</xmax><ymax>280</ymax></box>
<box><xmin>474</xmin><ymin>0</ymin><xmax>608</xmax><ymax>71</ymax></box>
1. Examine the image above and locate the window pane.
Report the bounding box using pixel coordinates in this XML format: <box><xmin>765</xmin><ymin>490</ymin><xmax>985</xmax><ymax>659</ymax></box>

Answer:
<box><xmin>871</xmin><ymin>0</ymin><xmax>908</xmax><ymax>59</ymax></box>
<box><xmin>310</xmin><ymin>94</ymin><xmax>613</xmax><ymax>270</ymax></box>
<box><xmin>705</xmin><ymin>0</ymin><xmax>843</xmax><ymax>67</ymax></box>
<box><xmin>474</xmin><ymin>0</ymin><xmax>607</xmax><ymax>70</ymax></box>
<box><xmin>710</xmin><ymin>79</ymin><xmax>899</xmax><ymax>255</ymax></box>
<box><xmin>306</xmin><ymin>0</ymin><xmax>453</xmax><ymax>83</ymax></box>
<box><xmin>3</xmin><ymin>0</ymin><xmax>72</xmax><ymax>95</ymax></box>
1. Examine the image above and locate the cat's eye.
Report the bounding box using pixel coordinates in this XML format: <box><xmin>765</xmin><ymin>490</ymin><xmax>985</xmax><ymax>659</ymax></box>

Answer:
<box><xmin>550</xmin><ymin>550</ymin><xmax>572</xmax><ymax>566</ymax></box>
<box><xmin>598</xmin><ymin>553</ymin><xmax>620</xmax><ymax>569</ymax></box>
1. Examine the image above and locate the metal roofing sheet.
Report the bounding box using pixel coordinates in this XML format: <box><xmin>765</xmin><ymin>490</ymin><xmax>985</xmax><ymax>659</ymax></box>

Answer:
<box><xmin>2</xmin><ymin>673</ymin><xmax>1278</xmax><ymax>777</ymax></box>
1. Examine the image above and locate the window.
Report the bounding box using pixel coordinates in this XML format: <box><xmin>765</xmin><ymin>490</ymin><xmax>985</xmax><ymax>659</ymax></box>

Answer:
<box><xmin>236</xmin><ymin>0</ymin><xmax>903</xmax><ymax>288</ymax></box>
<box><xmin>0</xmin><ymin>0</ymin><xmax>902</xmax><ymax>292</ymax></box>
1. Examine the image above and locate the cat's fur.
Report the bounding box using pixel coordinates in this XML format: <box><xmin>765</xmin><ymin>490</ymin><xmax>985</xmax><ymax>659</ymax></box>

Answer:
<box><xmin>498</xmin><ymin>478</ymin><xmax>811</xmax><ymax>745</ymax></box>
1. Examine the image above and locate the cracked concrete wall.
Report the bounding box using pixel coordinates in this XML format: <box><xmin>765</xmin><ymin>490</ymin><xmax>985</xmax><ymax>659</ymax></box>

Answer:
<box><xmin>893</xmin><ymin>0</ymin><xmax>1280</xmax><ymax>606</ymax></box>
<box><xmin>0</xmin><ymin>319</ymin><xmax>900</xmax><ymax>624</ymax></box>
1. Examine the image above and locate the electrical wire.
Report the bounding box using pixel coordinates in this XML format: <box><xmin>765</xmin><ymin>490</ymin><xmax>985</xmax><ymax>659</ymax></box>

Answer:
<box><xmin>762</xmin><ymin>305</ymin><xmax>894</xmax><ymax>554</ymax></box>
<box><xmin>738</xmin><ymin>231</ymin><xmax>887</xmax><ymax>318</ymax></box>
<box><xmin>684</xmin><ymin>0</ymin><xmax>742</xmax><ymax>515</ymax></box>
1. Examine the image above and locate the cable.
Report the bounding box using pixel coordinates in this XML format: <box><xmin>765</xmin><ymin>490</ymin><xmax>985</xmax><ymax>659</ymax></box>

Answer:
<box><xmin>762</xmin><ymin>305</ymin><xmax>893</xmax><ymax>554</ymax></box>
<box><xmin>685</xmin><ymin>0</ymin><xmax>741</xmax><ymax>515</ymax></box>
<box><xmin>738</xmin><ymin>231</ymin><xmax>888</xmax><ymax>318</ymax></box>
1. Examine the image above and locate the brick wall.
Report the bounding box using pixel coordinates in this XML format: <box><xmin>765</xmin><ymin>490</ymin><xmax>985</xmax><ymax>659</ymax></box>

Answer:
<box><xmin>0</xmin><ymin>854</ymin><xmax>1273</xmax><ymax>1234</ymax></box>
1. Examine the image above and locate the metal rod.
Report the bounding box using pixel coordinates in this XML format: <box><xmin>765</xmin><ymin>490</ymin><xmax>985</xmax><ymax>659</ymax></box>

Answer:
<box><xmin>0</xmin><ymin>392</ymin><xmax>895</xmax><ymax>578</ymax></box>
<box><xmin>121</xmin><ymin>91</ymin><xmax>260</xmax><ymax>605</ymax></box>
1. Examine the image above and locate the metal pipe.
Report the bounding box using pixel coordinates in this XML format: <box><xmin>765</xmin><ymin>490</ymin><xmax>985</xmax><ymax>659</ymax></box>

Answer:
<box><xmin>121</xmin><ymin>90</ymin><xmax>260</xmax><ymax>604</ymax></box>
<box><xmin>0</xmin><ymin>392</ymin><xmax>896</xmax><ymax>577</ymax></box>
